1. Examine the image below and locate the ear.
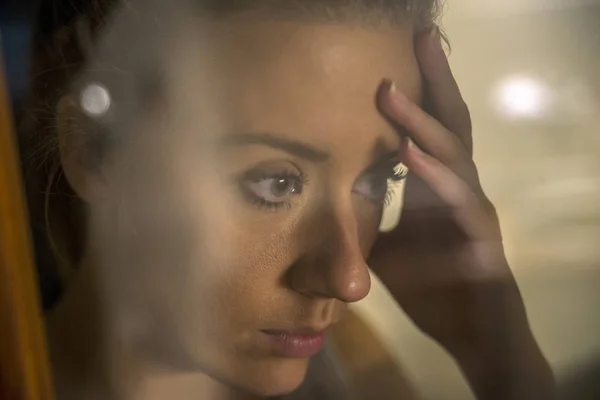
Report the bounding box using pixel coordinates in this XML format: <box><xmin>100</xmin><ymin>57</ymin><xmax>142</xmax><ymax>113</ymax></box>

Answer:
<box><xmin>57</xmin><ymin>95</ymin><xmax>109</xmax><ymax>204</ymax></box>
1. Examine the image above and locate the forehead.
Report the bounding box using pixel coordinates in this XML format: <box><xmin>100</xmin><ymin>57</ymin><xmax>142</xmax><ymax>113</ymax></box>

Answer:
<box><xmin>165</xmin><ymin>15</ymin><xmax>422</xmax><ymax>154</ymax></box>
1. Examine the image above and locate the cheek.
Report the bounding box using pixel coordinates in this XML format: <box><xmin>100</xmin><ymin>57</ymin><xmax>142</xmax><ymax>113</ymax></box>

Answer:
<box><xmin>97</xmin><ymin>147</ymin><xmax>236</xmax><ymax>318</ymax></box>
<box><xmin>107</xmin><ymin>150</ymin><xmax>293</xmax><ymax>328</ymax></box>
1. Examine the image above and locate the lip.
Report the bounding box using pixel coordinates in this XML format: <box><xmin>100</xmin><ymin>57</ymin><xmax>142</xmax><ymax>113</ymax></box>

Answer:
<box><xmin>261</xmin><ymin>329</ymin><xmax>326</xmax><ymax>358</ymax></box>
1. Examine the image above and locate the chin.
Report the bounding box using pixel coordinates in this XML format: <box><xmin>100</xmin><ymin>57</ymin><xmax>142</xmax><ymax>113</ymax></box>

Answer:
<box><xmin>237</xmin><ymin>357</ymin><xmax>311</xmax><ymax>397</ymax></box>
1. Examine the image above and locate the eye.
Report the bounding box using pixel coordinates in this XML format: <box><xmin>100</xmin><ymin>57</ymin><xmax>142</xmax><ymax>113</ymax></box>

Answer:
<box><xmin>239</xmin><ymin>168</ymin><xmax>306</xmax><ymax>210</ymax></box>
<box><xmin>353</xmin><ymin>160</ymin><xmax>407</xmax><ymax>205</ymax></box>
<box><xmin>353</xmin><ymin>173</ymin><xmax>388</xmax><ymax>204</ymax></box>
<box><xmin>248</xmin><ymin>176</ymin><xmax>303</xmax><ymax>202</ymax></box>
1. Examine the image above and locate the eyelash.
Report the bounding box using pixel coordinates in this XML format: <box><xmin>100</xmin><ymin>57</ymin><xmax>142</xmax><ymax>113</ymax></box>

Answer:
<box><xmin>241</xmin><ymin>162</ymin><xmax>408</xmax><ymax>211</ymax></box>
<box><xmin>241</xmin><ymin>170</ymin><xmax>309</xmax><ymax>211</ymax></box>
<box><xmin>370</xmin><ymin>162</ymin><xmax>409</xmax><ymax>207</ymax></box>
<box><xmin>390</xmin><ymin>163</ymin><xmax>409</xmax><ymax>182</ymax></box>
<box><xmin>387</xmin><ymin>163</ymin><xmax>408</xmax><ymax>204</ymax></box>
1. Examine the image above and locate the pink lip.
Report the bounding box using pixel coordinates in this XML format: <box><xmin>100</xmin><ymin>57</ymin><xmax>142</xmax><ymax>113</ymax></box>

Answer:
<box><xmin>261</xmin><ymin>329</ymin><xmax>326</xmax><ymax>358</ymax></box>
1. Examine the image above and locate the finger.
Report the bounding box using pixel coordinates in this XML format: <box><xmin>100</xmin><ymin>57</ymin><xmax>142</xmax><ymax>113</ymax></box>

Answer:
<box><xmin>400</xmin><ymin>137</ymin><xmax>494</xmax><ymax>240</ymax></box>
<box><xmin>379</xmin><ymin>81</ymin><xmax>479</xmax><ymax>188</ymax></box>
<box><xmin>416</xmin><ymin>27</ymin><xmax>473</xmax><ymax>155</ymax></box>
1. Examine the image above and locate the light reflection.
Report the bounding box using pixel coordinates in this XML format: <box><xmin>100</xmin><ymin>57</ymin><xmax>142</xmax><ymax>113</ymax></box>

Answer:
<box><xmin>494</xmin><ymin>75</ymin><xmax>551</xmax><ymax>119</ymax></box>
<box><xmin>80</xmin><ymin>83</ymin><xmax>111</xmax><ymax>117</ymax></box>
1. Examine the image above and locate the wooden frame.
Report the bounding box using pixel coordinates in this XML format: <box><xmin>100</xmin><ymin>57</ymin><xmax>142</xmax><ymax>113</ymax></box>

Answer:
<box><xmin>0</xmin><ymin>52</ymin><xmax>54</xmax><ymax>400</ymax></box>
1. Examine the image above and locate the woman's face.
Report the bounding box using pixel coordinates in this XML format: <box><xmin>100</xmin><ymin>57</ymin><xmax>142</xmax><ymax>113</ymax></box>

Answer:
<box><xmin>88</xmin><ymin>13</ymin><xmax>421</xmax><ymax>396</ymax></box>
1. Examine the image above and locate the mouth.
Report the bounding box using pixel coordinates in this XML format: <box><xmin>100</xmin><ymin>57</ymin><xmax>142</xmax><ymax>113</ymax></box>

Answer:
<box><xmin>260</xmin><ymin>328</ymin><xmax>327</xmax><ymax>358</ymax></box>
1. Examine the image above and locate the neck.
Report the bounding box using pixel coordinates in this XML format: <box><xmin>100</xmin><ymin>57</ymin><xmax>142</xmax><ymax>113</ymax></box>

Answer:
<box><xmin>46</xmin><ymin>263</ymin><xmax>261</xmax><ymax>400</ymax></box>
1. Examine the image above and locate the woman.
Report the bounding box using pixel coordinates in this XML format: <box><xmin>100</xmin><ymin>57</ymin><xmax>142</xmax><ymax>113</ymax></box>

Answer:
<box><xmin>19</xmin><ymin>0</ymin><xmax>555</xmax><ymax>398</ymax></box>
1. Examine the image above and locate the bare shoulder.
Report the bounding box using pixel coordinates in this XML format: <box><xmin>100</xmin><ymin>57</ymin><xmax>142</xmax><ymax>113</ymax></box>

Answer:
<box><xmin>328</xmin><ymin>309</ymin><xmax>421</xmax><ymax>400</ymax></box>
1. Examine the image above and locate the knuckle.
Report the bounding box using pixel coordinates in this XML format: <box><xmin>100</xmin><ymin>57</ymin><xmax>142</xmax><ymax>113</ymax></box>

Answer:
<box><xmin>479</xmin><ymin>196</ymin><xmax>498</xmax><ymax>220</ymax></box>
<box><xmin>480</xmin><ymin>197</ymin><xmax>498</xmax><ymax>217</ymax></box>
<box><xmin>460</xmin><ymin>100</ymin><xmax>472</xmax><ymax>120</ymax></box>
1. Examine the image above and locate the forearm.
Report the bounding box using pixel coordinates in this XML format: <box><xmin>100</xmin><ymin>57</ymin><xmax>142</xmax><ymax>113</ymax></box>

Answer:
<box><xmin>453</xmin><ymin>333</ymin><xmax>556</xmax><ymax>400</ymax></box>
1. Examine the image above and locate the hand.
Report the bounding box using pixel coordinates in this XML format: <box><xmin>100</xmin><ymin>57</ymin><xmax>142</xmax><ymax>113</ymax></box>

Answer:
<box><xmin>368</xmin><ymin>28</ymin><xmax>555</xmax><ymax>399</ymax></box>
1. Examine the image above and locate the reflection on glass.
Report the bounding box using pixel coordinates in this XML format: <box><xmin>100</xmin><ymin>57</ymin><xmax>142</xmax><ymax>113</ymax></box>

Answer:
<box><xmin>494</xmin><ymin>75</ymin><xmax>551</xmax><ymax>119</ymax></box>
<box><xmin>80</xmin><ymin>83</ymin><xmax>111</xmax><ymax>117</ymax></box>
<box><xmin>3</xmin><ymin>0</ymin><xmax>599</xmax><ymax>399</ymax></box>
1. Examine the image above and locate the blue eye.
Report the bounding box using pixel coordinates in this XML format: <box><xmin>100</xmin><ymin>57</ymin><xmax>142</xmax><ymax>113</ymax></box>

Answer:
<box><xmin>353</xmin><ymin>174</ymin><xmax>388</xmax><ymax>204</ymax></box>
<box><xmin>353</xmin><ymin>162</ymin><xmax>407</xmax><ymax>205</ymax></box>
<box><xmin>239</xmin><ymin>167</ymin><xmax>307</xmax><ymax>210</ymax></box>
<box><xmin>246</xmin><ymin>176</ymin><xmax>303</xmax><ymax>202</ymax></box>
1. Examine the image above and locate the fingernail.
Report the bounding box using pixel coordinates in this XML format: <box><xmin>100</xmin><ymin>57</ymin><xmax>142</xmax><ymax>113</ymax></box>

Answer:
<box><xmin>385</xmin><ymin>78</ymin><xmax>397</xmax><ymax>94</ymax></box>
<box><xmin>387</xmin><ymin>80</ymin><xmax>408</xmax><ymax>106</ymax></box>
<box><xmin>407</xmin><ymin>138</ymin><xmax>424</xmax><ymax>157</ymax></box>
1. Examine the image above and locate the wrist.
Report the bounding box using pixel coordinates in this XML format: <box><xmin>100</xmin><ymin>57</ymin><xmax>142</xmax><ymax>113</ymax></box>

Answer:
<box><xmin>451</xmin><ymin>332</ymin><xmax>556</xmax><ymax>400</ymax></box>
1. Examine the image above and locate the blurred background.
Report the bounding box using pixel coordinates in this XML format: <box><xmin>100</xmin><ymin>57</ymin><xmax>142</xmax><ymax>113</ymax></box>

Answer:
<box><xmin>2</xmin><ymin>0</ymin><xmax>599</xmax><ymax>399</ymax></box>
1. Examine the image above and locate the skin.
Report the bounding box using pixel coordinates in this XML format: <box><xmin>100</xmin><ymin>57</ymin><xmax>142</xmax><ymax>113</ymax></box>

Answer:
<box><xmin>48</xmin><ymin>10</ymin><xmax>555</xmax><ymax>400</ymax></box>
<box><xmin>371</xmin><ymin>31</ymin><xmax>556</xmax><ymax>400</ymax></box>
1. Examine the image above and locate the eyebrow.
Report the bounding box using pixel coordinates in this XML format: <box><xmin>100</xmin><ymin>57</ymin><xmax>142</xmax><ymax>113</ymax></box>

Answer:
<box><xmin>220</xmin><ymin>133</ymin><xmax>330</xmax><ymax>162</ymax></box>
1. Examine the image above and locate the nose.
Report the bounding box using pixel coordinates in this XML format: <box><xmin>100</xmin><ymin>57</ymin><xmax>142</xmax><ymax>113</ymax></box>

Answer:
<box><xmin>288</xmin><ymin>203</ymin><xmax>372</xmax><ymax>303</ymax></box>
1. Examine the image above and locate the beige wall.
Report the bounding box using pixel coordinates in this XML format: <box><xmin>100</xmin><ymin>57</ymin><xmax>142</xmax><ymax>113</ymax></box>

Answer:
<box><xmin>357</xmin><ymin>1</ymin><xmax>600</xmax><ymax>398</ymax></box>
